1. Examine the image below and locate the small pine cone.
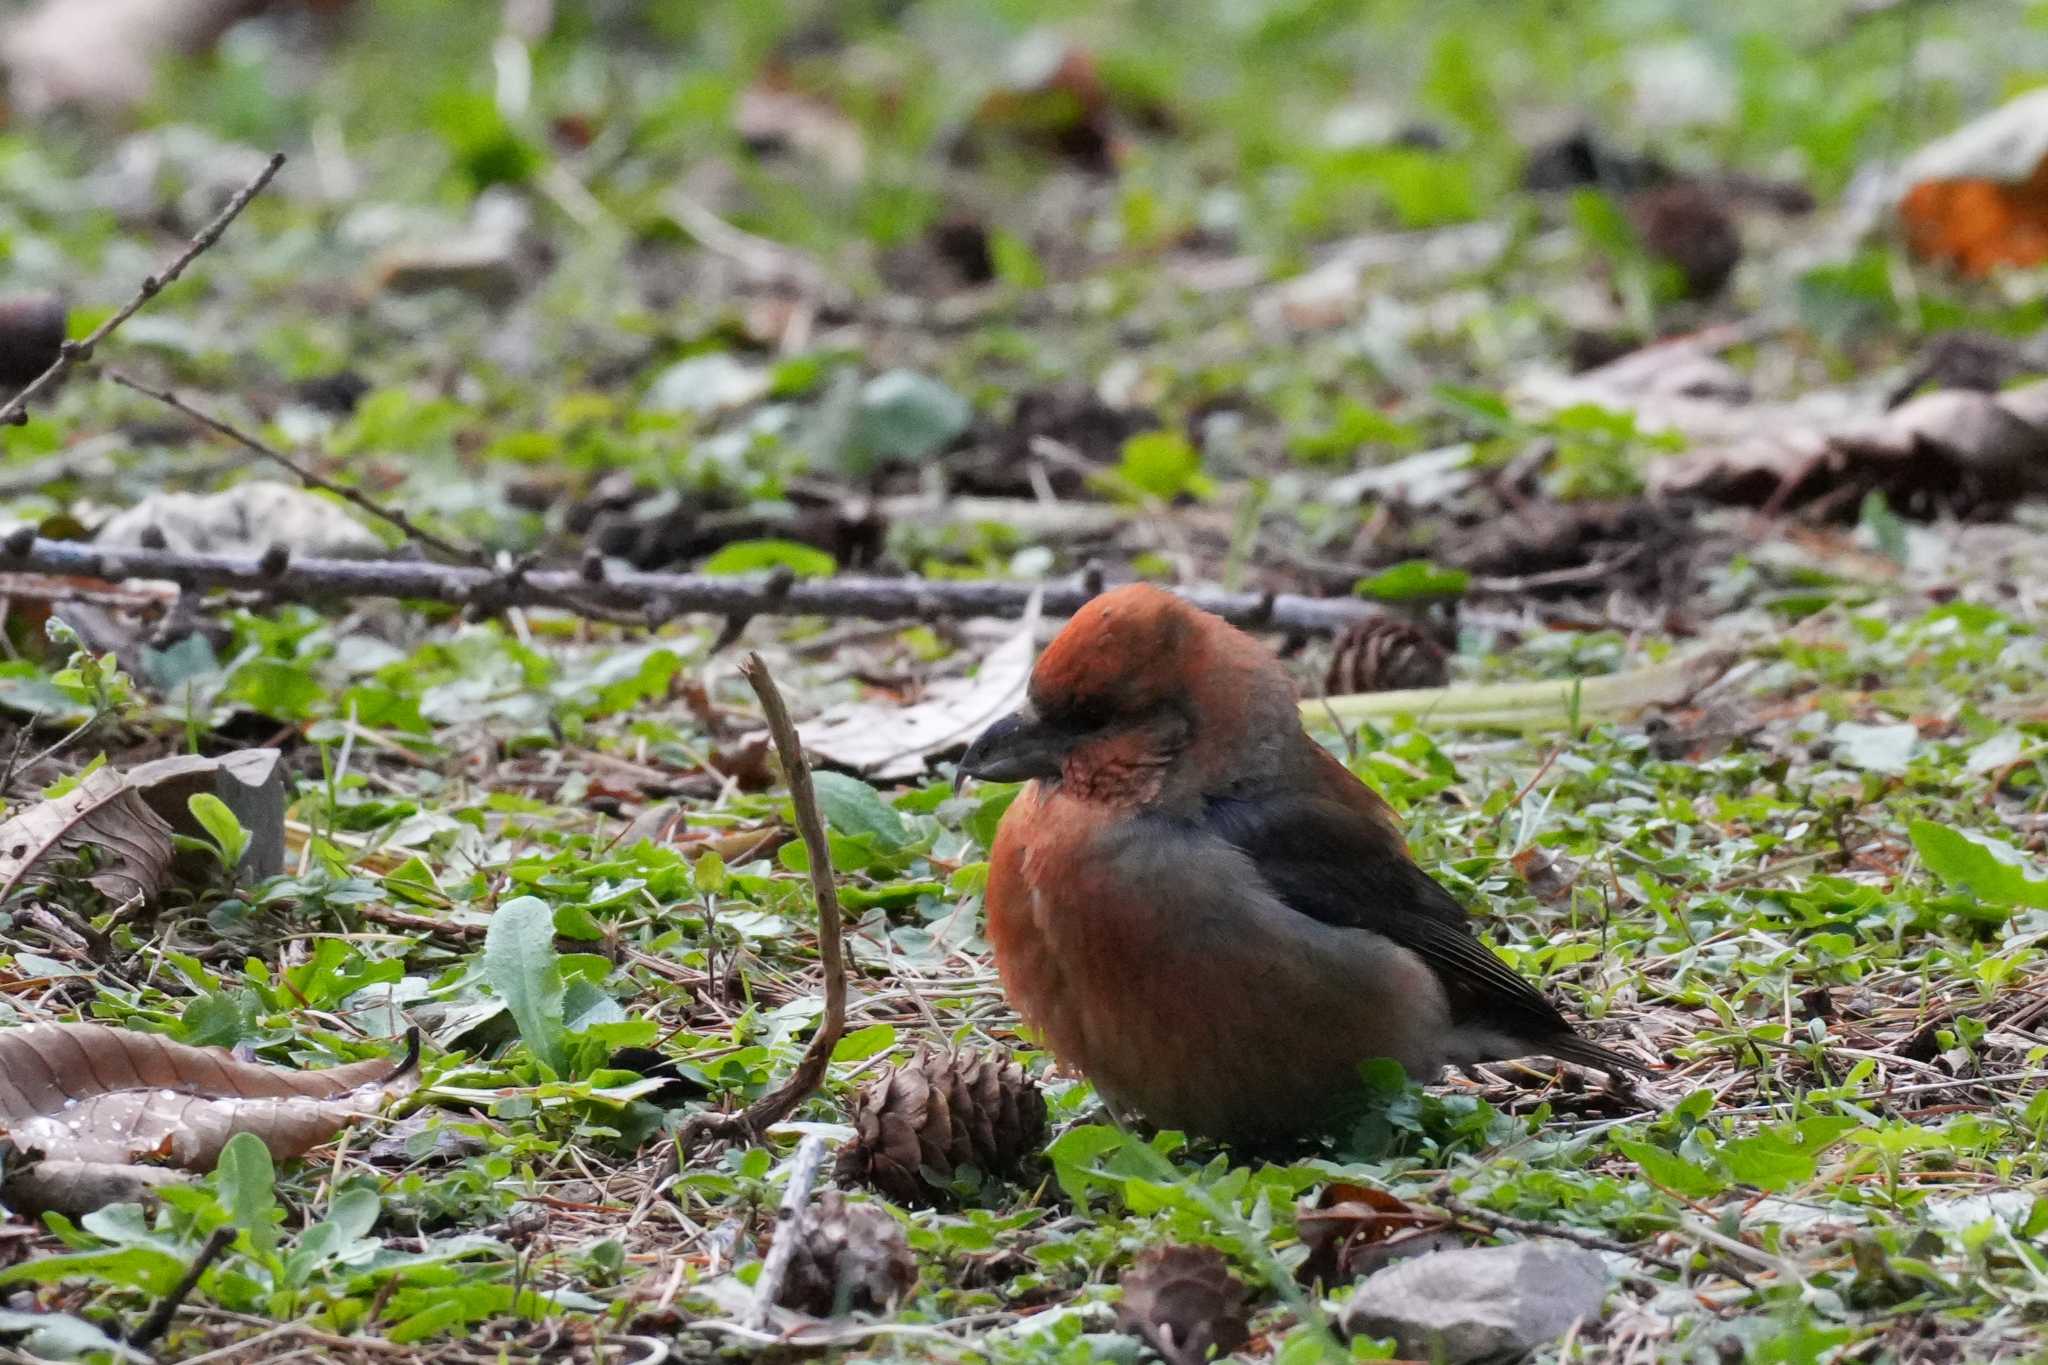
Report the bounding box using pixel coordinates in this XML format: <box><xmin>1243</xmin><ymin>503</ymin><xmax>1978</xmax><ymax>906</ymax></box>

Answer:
<box><xmin>1629</xmin><ymin>181</ymin><xmax>1741</xmax><ymax>300</ymax></box>
<box><xmin>1114</xmin><ymin>1245</ymin><xmax>1252</xmax><ymax>1365</ymax></box>
<box><xmin>1324</xmin><ymin>618</ymin><xmax>1449</xmax><ymax>695</ymax></box>
<box><xmin>776</xmin><ymin>1190</ymin><xmax>917</xmax><ymax>1317</ymax></box>
<box><xmin>836</xmin><ymin>1047</ymin><xmax>1048</xmax><ymax>1207</ymax></box>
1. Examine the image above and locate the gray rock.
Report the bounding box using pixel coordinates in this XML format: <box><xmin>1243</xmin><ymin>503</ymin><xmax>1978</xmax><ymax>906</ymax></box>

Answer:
<box><xmin>1339</xmin><ymin>1241</ymin><xmax>1610</xmax><ymax>1363</ymax></box>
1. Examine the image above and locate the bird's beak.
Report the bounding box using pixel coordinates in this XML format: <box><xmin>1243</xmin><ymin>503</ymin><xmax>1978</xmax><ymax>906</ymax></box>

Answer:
<box><xmin>955</xmin><ymin>704</ymin><xmax>1068</xmax><ymax>791</ymax></box>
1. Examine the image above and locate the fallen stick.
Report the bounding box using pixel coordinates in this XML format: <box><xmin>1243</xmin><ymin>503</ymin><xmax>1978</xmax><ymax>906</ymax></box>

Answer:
<box><xmin>128</xmin><ymin>1225</ymin><xmax>236</xmax><ymax>1349</ymax></box>
<box><xmin>0</xmin><ymin>535</ymin><xmax>1386</xmax><ymax>635</ymax></box>
<box><xmin>678</xmin><ymin>652</ymin><xmax>847</xmax><ymax>1151</ymax></box>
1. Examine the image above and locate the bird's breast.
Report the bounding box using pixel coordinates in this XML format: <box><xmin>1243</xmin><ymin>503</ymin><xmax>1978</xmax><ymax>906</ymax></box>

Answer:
<box><xmin>982</xmin><ymin>792</ymin><xmax>1456</xmax><ymax>1141</ymax></box>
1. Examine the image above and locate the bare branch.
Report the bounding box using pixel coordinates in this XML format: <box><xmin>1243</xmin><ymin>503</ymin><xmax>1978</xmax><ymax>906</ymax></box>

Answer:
<box><xmin>1</xmin><ymin>153</ymin><xmax>286</xmax><ymax>428</ymax></box>
<box><xmin>680</xmin><ymin>652</ymin><xmax>847</xmax><ymax>1149</ymax></box>
<box><xmin>128</xmin><ymin>1225</ymin><xmax>236</xmax><ymax>1350</ymax></box>
<box><xmin>107</xmin><ymin>371</ymin><xmax>479</xmax><ymax>564</ymax></box>
<box><xmin>0</xmin><ymin>536</ymin><xmax>1385</xmax><ymax>635</ymax></box>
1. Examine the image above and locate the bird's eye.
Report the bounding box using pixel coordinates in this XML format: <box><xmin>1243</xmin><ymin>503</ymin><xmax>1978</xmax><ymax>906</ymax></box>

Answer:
<box><xmin>1050</xmin><ymin>695</ymin><xmax>1117</xmax><ymax>732</ymax></box>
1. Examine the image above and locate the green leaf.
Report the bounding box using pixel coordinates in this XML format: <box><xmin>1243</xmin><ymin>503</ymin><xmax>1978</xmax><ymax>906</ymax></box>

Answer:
<box><xmin>178</xmin><ymin>992</ymin><xmax>250</xmax><ymax>1049</ymax></box>
<box><xmin>990</xmin><ymin>229</ymin><xmax>1047</xmax><ymax>289</ymax></box>
<box><xmin>832</xmin><ymin>1023</ymin><xmax>897</xmax><ymax>1063</ymax></box>
<box><xmin>699</xmin><ymin>540</ymin><xmax>837</xmax><ymax>578</ymax></box>
<box><xmin>222</xmin><ymin>659</ymin><xmax>323</xmax><ymax>722</ymax></box>
<box><xmin>810</xmin><ymin>771</ymin><xmax>909</xmax><ymax>850</ymax></box>
<box><xmin>217</xmin><ymin>1132</ymin><xmax>279</xmax><ymax>1260</ymax></box>
<box><xmin>1720</xmin><ymin>1134</ymin><xmax>1819</xmax><ymax>1192</ymax></box>
<box><xmin>1114</xmin><ymin>430</ymin><xmax>1208</xmax><ymax>501</ymax></box>
<box><xmin>1046</xmin><ymin>1123</ymin><xmax>1127</xmax><ymax>1207</ymax></box>
<box><xmin>850</xmin><ymin>370</ymin><xmax>972</xmax><ymax>469</ymax></box>
<box><xmin>1354</xmin><ymin>559</ymin><xmax>1470</xmax><ymax>602</ymax></box>
<box><xmin>482</xmin><ymin>895</ymin><xmax>567</xmax><ymax>1073</ymax></box>
<box><xmin>1614</xmin><ymin>1136</ymin><xmax>1726</xmax><ymax>1199</ymax></box>
<box><xmin>1912</xmin><ymin>820</ymin><xmax>2048</xmax><ymax>909</ymax></box>
<box><xmin>1831</xmin><ymin>722</ymin><xmax>1918</xmax><ymax>774</ymax></box>
<box><xmin>187</xmin><ymin>793</ymin><xmax>252</xmax><ymax>868</ymax></box>
<box><xmin>0</xmin><ymin>1308</ymin><xmax>146</xmax><ymax>1362</ymax></box>
<box><xmin>430</xmin><ymin>88</ymin><xmax>542</xmax><ymax>189</ymax></box>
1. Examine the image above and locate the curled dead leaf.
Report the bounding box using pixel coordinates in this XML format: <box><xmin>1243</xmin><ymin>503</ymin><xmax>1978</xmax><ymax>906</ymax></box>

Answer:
<box><xmin>1511</xmin><ymin>847</ymin><xmax>1580</xmax><ymax>907</ymax></box>
<box><xmin>1114</xmin><ymin>1244</ymin><xmax>1252</xmax><ymax>1365</ymax></box>
<box><xmin>0</xmin><ymin>748</ymin><xmax>287</xmax><ymax>906</ymax></box>
<box><xmin>0</xmin><ymin>768</ymin><xmax>175</xmax><ymax>907</ymax></box>
<box><xmin>1652</xmin><ymin>377</ymin><xmax>2048</xmax><ymax>515</ymax></box>
<box><xmin>1297</xmin><ymin>1182</ymin><xmax>1466</xmax><ymax>1286</ymax></box>
<box><xmin>0</xmin><ymin>1022</ymin><xmax>419</xmax><ymax>1170</ymax></box>
<box><xmin>1</xmin><ymin>1158</ymin><xmax>191</xmax><ymax>1219</ymax></box>
<box><xmin>1519</xmin><ymin>335</ymin><xmax>2048</xmax><ymax>518</ymax></box>
<box><xmin>1897</xmin><ymin>88</ymin><xmax>2048</xmax><ymax>276</ymax></box>
<box><xmin>794</xmin><ymin>596</ymin><xmax>1039</xmax><ymax>780</ymax></box>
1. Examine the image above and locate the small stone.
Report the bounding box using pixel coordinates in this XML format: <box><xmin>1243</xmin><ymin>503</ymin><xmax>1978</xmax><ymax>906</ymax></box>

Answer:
<box><xmin>1338</xmin><ymin>1241</ymin><xmax>1610</xmax><ymax>1364</ymax></box>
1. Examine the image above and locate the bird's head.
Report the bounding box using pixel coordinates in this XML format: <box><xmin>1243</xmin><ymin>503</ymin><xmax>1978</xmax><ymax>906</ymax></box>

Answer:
<box><xmin>957</xmin><ymin>584</ymin><xmax>1298</xmax><ymax>804</ymax></box>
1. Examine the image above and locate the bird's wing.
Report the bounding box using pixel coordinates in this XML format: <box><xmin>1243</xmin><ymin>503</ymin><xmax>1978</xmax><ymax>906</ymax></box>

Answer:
<box><xmin>1199</xmin><ymin>746</ymin><xmax>1633</xmax><ymax>1069</ymax></box>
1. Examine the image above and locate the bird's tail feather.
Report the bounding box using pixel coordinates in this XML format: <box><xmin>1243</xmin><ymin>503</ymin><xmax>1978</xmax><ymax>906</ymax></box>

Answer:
<box><xmin>1540</xmin><ymin>1032</ymin><xmax>1653</xmax><ymax>1076</ymax></box>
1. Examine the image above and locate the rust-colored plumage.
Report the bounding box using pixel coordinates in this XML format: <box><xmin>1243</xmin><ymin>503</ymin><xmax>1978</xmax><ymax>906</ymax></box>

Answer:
<box><xmin>958</xmin><ymin>584</ymin><xmax>1639</xmax><ymax>1142</ymax></box>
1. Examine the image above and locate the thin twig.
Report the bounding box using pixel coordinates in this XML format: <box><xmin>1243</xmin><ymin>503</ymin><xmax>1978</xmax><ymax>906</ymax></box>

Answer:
<box><xmin>1433</xmin><ymin>1194</ymin><xmax>1686</xmax><ymax>1275</ymax></box>
<box><xmin>129</xmin><ymin>1225</ymin><xmax>236</xmax><ymax>1349</ymax></box>
<box><xmin>747</xmin><ymin>1133</ymin><xmax>829</xmax><ymax>1329</ymax></box>
<box><xmin>1</xmin><ymin>153</ymin><xmax>286</xmax><ymax>428</ymax></box>
<box><xmin>0</xmin><ymin>537</ymin><xmax>1384</xmax><ymax>635</ymax></box>
<box><xmin>107</xmin><ymin>372</ymin><xmax>478</xmax><ymax>564</ymax></box>
<box><xmin>6</xmin><ymin>710</ymin><xmax>101</xmax><ymax>793</ymax></box>
<box><xmin>679</xmin><ymin>653</ymin><xmax>848</xmax><ymax>1149</ymax></box>
<box><xmin>353</xmin><ymin>903</ymin><xmax>488</xmax><ymax>941</ymax></box>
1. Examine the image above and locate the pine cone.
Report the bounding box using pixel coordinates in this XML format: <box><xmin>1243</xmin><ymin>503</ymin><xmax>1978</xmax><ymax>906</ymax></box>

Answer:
<box><xmin>1630</xmin><ymin>180</ymin><xmax>1741</xmax><ymax>300</ymax></box>
<box><xmin>837</xmin><ymin>1048</ymin><xmax>1047</xmax><ymax>1207</ymax></box>
<box><xmin>776</xmin><ymin>1190</ymin><xmax>917</xmax><ymax>1317</ymax></box>
<box><xmin>1114</xmin><ymin>1245</ymin><xmax>1252</xmax><ymax>1365</ymax></box>
<box><xmin>1324</xmin><ymin>618</ymin><xmax>1449</xmax><ymax>695</ymax></box>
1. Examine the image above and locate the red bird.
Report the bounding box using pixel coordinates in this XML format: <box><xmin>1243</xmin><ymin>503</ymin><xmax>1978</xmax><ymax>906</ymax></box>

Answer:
<box><xmin>957</xmin><ymin>584</ymin><xmax>1640</xmax><ymax>1142</ymax></box>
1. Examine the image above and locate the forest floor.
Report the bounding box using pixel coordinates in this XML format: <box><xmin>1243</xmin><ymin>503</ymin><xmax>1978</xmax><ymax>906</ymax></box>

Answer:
<box><xmin>3</xmin><ymin>1</ymin><xmax>2048</xmax><ymax>1361</ymax></box>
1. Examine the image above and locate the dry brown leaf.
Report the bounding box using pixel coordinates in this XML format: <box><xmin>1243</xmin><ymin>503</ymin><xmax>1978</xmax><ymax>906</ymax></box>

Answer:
<box><xmin>1</xmin><ymin>1159</ymin><xmax>192</xmax><ymax>1219</ymax></box>
<box><xmin>1511</xmin><ymin>847</ymin><xmax>1580</xmax><ymax>907</ymax></box>
<box><xmin>0</xmin><ymin>768</ymin><xmax>175</xmax><ymax>906</ymax></box>
<box><xmin>1517</xmin><ymin>336</ymin><xmax>2048</xmax><ymax>516</ymax></box>
<box><xmin>0</xmin><ymin>0</ymin><xmax>276</xmax><ymax>115</ymax></box>
<box><xmin>0</xmin><ymin>748</ymin><xmax>287</xmax><ymax>906</ymax></box>
<box><xmin>1896</xmin><ymin>88</ymin><xmax>2048</xmax><ymax>276</ymax></box>
<box><xmin>1652</xmin><ymin>378</ymin><xmax>2048</xmax><ymax>514</ymax></box>
<box><xmin>0</xmin><ymin>1023</ymin><xmax>419</xmax><ymax>1170</ymax></box>
<box><xmin>1297</xmin><ymin>1182</ymin><xmax>1466</xmax><ymax>1286</ymax></box>
<box><xmin>127</xmin><ymin>748</ymin><xmax>287</xmax><ymax>880</ymax></box>
<box><xmin>1114</xmin><ymin>1245</ymin><xmax>1252</xmax><ymax>1365</ymax></box>
<box><xmin>794</xmin><ymin>597</ymin><xmax>1039</xmax><ymax>780</ymax></box>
